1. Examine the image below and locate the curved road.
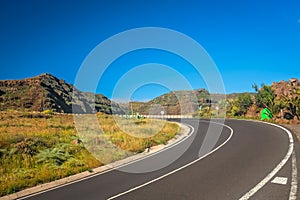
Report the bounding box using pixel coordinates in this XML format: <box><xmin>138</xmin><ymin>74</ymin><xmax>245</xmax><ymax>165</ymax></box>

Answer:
<box><xmin>21</xmin><ymin>119</ymin><xmax>297</xmax><ymax>200</ymax></box>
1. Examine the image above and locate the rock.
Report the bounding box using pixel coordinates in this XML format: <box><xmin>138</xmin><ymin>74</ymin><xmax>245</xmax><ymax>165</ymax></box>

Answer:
<box><xmin>272</xmin><ymin>78</ymin><xmax>300</xmax><ymax>100</ymax></box>
<box><xmin>291</xmin><ymin>116</ymin><xmax>300</xmax><ymax>124</ymax></box>
<box><xmin>72</xmin><ymin>139</ymin><xmax>82</xmax><ymax>145</ymax></box>
<box><xmin>290</xmin><ymin>78</ymin><xmax>299</xmax><ymax>86</ymax></box>
<box><xmin>282</xmin><ymin>119</ymin><xmax>290</xmax><ymax>124</ymax></box>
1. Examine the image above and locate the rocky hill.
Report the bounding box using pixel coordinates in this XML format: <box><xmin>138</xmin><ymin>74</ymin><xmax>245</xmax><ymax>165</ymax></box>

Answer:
<box><xmin>2</xmin><ymin>73</ymin><xmax>297</xmax><ymax>118</ymax></box>
<box><xmin>126</xmin><ymin>89</ymin><xmax>217</xmax><ymax>115</ymax></box>
<box><xmin>131</xmin><ymin>78</ymin><xmax>300</xmax><ymax>118</ymax></box>
<box><xmin>0</xmin><ymin>73</ymin><xmax>124</xmax><ymax>114</ymax></box>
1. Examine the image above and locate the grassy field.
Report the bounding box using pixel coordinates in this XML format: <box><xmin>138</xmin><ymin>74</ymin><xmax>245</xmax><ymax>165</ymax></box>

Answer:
<box><xmin>0</xmin><ymin>111</ymin><xmax>179</xmax><ymax>197</ymax></box>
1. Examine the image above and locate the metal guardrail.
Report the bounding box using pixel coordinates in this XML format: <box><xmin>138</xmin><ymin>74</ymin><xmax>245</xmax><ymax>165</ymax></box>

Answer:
<box><xmin>115</xmin><ymin>114</ymin><xmax>193</xmax><ymax>119</ymax></box>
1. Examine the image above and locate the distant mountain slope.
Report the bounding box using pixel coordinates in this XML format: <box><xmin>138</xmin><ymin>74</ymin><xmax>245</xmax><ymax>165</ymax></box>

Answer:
<box><xmin>0</xmin><ymin>73</ymin><xmax>124</xmax><ymax>114</ymax></box>
<box><xmin>129</xmin><ymin>89</ymin><xmax>216</xmax><ymax>115</ymax></box>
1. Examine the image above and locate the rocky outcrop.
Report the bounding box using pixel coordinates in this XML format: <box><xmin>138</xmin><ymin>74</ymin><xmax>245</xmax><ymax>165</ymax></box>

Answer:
<box><xmin>0</xmin><ymin>73</ymin><xmax>124</xmax><ymax>114</ymax></box>
<box><xmin>272</xmin><ymin>78</ymin><xmax>300</xmax><ymax>100</ymax></box>
<box><xmin>271</xmin><ymin>78</ymin><xmax>300</xmax><ymax>122</ymax></box>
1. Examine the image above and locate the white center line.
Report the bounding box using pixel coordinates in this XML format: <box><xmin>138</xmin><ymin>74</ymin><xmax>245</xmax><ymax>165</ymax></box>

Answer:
<box><xmin>107</xmin><ymin>122</ymin><xmax>234</xmax><ymax>200</ymax></box>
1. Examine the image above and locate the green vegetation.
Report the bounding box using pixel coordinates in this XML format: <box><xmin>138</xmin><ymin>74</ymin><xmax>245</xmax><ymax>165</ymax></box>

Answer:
<box><xmin>195</xmin><ymin>81</ymin><xmax>299</xmax><ymax>122</ymax></box>
<box><xmin>225</xmin><ymin>82</ymin><xmax>300</xmax><ymax>122</ymax></box>
<box><xmin>252</xmin><ymin>84</ymin><xmax>300</xmax><ymax>121</ymax></box>
<box><xmin>0</xmin><ymin>111</ymin><xmax>179</xmax><ymax>197</ymax></box>
<box><xmin>253</xmin><ymin>84</ymin><xmax>277</xmax><ymax>113</ymax></box>
<box><xmin>279</xmin><ymin>95</ymin><xmax>300</xmax><ymax>120</ymax></box>
<box><xmin>228</xmin><ymin>93</ymin><xmax>254</xmax><ymax>117</ymax></box>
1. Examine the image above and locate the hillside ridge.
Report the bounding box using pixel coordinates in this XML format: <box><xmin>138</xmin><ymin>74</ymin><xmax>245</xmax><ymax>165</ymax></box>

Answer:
<box><xmin>0</xmin><ymin>73</ymin><xmax>124</xmax><ymax>114</ymax></box>
<box><xmin>0</xmin><ymin>74</ymin><xmax>299</xmax><ymax>119</ymax></box>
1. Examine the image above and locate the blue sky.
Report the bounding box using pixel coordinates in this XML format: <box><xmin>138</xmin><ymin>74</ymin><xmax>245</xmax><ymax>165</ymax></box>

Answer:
<box><xmin>0</xmin><ymin>0</ymin><xmax>299</xmax><ymax>101</ymax></box>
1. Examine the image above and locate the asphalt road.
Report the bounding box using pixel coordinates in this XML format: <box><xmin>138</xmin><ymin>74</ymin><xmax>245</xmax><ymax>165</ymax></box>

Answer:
<box><xmin>22</xmin><ymin>119</ymin><xmax>295</xmax><ymax>200</ymax></box>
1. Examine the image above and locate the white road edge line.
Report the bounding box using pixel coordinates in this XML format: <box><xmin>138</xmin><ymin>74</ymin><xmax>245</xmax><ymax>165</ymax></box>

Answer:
<box><xmin>17</xmin><ymin>122</ymin><xmax>194</xmax><ymax>200</ymax></box>
<box><xmin>289</xmin><ymin>149</ymin><xmax>297</xmax><ymax>200</ymax></box>
<box><xmin>239</xmin><ymin>121</ymin><xmax>295</xmax><ymax>200</ymax></box>
<box><xmin>107</xmin><ymin>121</ymin><xmax>234</xmax><ymax>200</ymax></box>
<box><xmin>109</xmin><ymin>123</ymin><xmax>195</xmax><ymax>169</ymax></box>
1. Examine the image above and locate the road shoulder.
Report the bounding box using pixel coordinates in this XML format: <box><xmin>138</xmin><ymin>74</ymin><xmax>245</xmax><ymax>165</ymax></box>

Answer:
<box><xmin>280</xmin><ymin>124</ymin><xmax>300</xmax><ymax>200</ymax></box>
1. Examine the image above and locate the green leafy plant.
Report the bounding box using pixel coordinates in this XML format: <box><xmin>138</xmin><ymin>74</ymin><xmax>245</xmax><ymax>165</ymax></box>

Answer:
<box><xmin>36</xmin><ymin>147</ymin><xmax>71</xmax><ymax>166</ymax></box>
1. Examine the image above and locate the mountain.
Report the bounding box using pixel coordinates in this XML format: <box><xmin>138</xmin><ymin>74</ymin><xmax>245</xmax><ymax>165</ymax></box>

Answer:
<box><xmin>0</xmin><ymin>73</ymin><xmax>124</xmax><ymax>114</ymax></box>
<box><xmin>127</xmin><ymin>89</ymin><xmax>216</xmax><ymax>115</ymax></box>
<box><xmin>3</xmin><ymin>73</ymin><xmax>296</xmax><ymax>117</ymax></box>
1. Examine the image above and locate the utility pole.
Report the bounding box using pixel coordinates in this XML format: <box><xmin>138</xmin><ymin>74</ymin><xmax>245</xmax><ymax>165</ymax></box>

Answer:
<box><xmin>130</xmin><ymin>98</ymin><xmax>134</xmax><ymax>116</ymax></box>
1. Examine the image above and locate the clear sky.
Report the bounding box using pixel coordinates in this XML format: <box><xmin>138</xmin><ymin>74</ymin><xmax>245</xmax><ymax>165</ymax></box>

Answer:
<box><xmin>0</xmin><ymin>0</ymin><xmax>299</xmax><ymax>101</ymax></box>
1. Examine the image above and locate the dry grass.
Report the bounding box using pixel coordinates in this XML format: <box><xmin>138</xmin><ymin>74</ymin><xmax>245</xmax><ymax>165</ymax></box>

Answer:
<box><xmin>0</xmin><ymin>111</ymin><xmax>179</xmax><ymax>196</ymax></box>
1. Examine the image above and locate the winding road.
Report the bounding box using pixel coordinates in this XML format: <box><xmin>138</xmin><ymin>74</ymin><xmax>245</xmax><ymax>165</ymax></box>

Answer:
<box><xmin>20</xmin><ymin>119</ymin><xmax>297</xmax><ymax>200</ymax></box>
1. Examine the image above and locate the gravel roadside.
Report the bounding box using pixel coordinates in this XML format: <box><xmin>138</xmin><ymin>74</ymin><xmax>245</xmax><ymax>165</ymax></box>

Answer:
<box><xmin>280</xmin><ymin>123</ymin><xmax>300</xmax><ymax>199</ymax></box>
<box><xmin>281</xmin><ymin>124</ymin><xmax>300</xmax><ymax>141</ymax></box>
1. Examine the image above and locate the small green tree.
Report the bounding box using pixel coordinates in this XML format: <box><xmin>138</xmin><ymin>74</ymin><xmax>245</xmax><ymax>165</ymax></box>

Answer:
<box><xmin>254</xmin><ymin>84</ymin><xmax>279</xmax><ymax>113</ymax></box>
<box><xmin>231</xmin><ymin>93</ymin><xmax>253</xmax><ymax>116</ymax></box>
<box><xmin>237</xmin><ymin>93</ymin><xmax>253</xmax><ymax>115</ymax></box>
<box><xmin>281</xmin><ymin>96</ymin><xmax>300</xmax><ymax>120</ymax></box>
<box><xmin>231</xmin><ymin>105</ymin><xmax>240</xmax><ymax>116</ymax></box>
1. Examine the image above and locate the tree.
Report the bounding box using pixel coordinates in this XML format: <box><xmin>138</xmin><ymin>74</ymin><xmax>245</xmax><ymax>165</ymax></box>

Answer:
<box><xmin>231</xmin><ymin>93</ymin><xmax>254</xmax><ymax>116</ymax></box>
<box><xmin>281</xmin><ymin>96</ymin><xmax>300</xmax><ymax>120</ymax></box>
<box><xmin>238</xmin><ymin>93</ymin><xmax>254</xmax><ymax>115</ymax></box>
<box><xmin>255</xmin><ymin>85</ymin><xmax>278</xmax><ymax>113</ymax></box>
<box><xmin>252</xmin><ymin>84</ymin><xmax>259</xmax><ymax>92</ymax></box>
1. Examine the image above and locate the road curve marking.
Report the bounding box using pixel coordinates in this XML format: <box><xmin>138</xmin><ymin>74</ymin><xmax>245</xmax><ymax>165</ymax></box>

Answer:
<box><xmin>107</xmin><ymin>121</ymin><xmax>234</xmax><ymax>200</ymax></box>
<box><xmin>271</xmin><ymin>177</ymin><xmax>288</xmax><ymax>185</ymax></box>
<box><xmin>239</xmin><ymin>121</ymin><xmax>295</xmax><ymax>200</ymax></box>
<box><xmin>110</xmin><ymin>123</ymin><xmax>195</xmax><ymax>170</ymax></box>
